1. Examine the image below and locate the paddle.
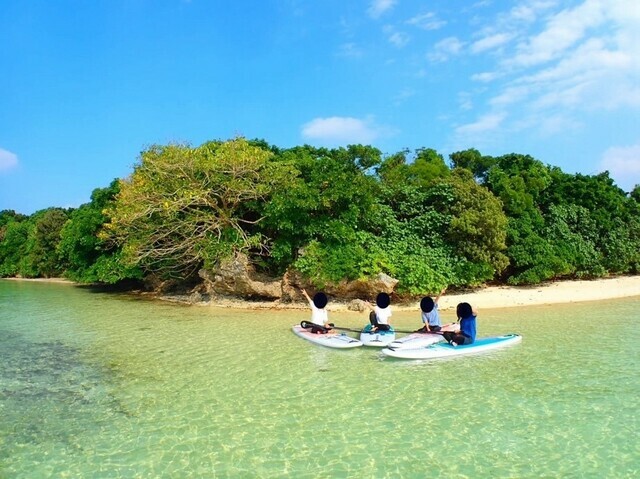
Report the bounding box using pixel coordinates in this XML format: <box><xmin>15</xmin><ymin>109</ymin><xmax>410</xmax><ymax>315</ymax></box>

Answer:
<box><xmin>300</xmin><ymin>321</ymin><xmax>357</xmax><ymax>333</ymax></box>
<box><xmin>300</xmin><ymin>320</ymin><xmax>330</xmax><ymax>332</ymax></box>
<box><xmin>329</xmin><ymin>325</ymin><xmax>363</xmax><ymax>333</ymax></box>
<box><xmin>392</xmin><ymin>328</ymin><xmax>445</xmax><ymax>334</ymax></box>
<box><xmin>300</xmin><ymin>321</ymin><xmax>363</xmax><ymax>334</ymax></box>
<box><xmin>393</xmin><ymin>322</ymin><xmax>459</xmax><ymax>335</ymax></box>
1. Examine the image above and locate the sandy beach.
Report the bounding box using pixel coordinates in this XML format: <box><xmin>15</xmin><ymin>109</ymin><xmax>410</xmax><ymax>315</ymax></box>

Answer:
<box><xmin>169</xmin><ymin>275</ymin><xmax>640</xmax><ymax>311</ymax></box>
<box><xmin>5</xmin><ymin>275</ymin><xmax>640</xmax><ymax>311</ymax></box>
<box><xmin>431</xmin><ymin>275</ymin><xmax>640</xmax><ymax>312</ymax></box>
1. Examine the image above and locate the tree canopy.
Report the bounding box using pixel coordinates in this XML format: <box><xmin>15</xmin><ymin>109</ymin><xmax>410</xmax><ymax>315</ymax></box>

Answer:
<box><xmin>1</xmin><ymin>137</ymin><xmax>638</xmax><ymax>294</ymax></box>
<box><xmin>101</xmin><ymin>137</ymin><xmax>296</xmax><ymax>279</ymax></box>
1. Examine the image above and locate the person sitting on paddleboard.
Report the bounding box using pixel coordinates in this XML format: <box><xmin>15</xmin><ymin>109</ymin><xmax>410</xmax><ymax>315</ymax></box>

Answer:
<box><xmin>301</xmin><ymin>289</ymin><xmax>333</xmax><ymax>334</ymax></box>
<box><xmin>416</xmin><ymin>287</ymin><xmax>446</xmax><ymax>333</ymax></box>
<box><xmin>442</xmin><ymin>302</ymin><xmax>477</xmax><ymax>346</ymax></box>
<box><xmin>368</xmin><ymin>292</ymin><xmax>392</xmax><ymax>332</ymax></box>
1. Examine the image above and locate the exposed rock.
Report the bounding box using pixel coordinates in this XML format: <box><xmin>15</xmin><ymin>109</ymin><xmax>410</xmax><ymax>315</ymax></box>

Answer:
<box><xmin>198</xmin><ymin>254</ymin><xmax>399</xmax><ymax>302</ymax></box>
<box><xmin>188</xmin><ymin>291</ymin><xmax>210</xmax><ymax>304</ymax></box>
<box><xmin>281</xmin><ymin>270</ymin><xmax>312</xmax><ymax>302</ymax></box>
<box><xmin>144</xmin><ymin>274</ymin><xmax>181</xmax><ymax>294</ymax></box>
<box><xmin>347</xmin><ymin>299</ymin><xmax>369</xmax><ymax>312</ymax></box>
<box><xmin>199</xmin><ymin>254</ymin><xmax>282</xmax><ymax>300</ymax></box>
<box><xmin>282</xmin><ymin>271</ymin><xmax>398</xmax><ymax>302</ymax></box>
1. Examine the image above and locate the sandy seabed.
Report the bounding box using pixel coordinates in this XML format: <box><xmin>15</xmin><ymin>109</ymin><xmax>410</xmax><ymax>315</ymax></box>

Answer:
<box><xmin>5</xmin><ymin>275</ymin><xmax>640</xmax><ymax>312</ymax></box>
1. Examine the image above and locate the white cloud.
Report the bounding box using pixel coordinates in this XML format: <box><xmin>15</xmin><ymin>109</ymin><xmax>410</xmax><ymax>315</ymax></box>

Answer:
<box><xmin>521</xmin><ymin>38</ymin><xmax>630</xmax><ymax>86</ymax></box>
<box><xmin>471</xmin><ymin>33</ymin><xmax>513</xmax><ymax>53</ymax></box>
<box><xmin>471</xmin><ymin>71</ymin><xmax>502</xmax><ymax>82</ymax></box>
<box><xmin>458</xmin><ymin>92</ymin><xmax>473</xmax><ymax>111</ymax></box>
<box><xmin>509</xmin><ymin>0</ymin><xmax>606</xmax><ymax>67</ymax></box>
<box><xmin>383</xmin><ymin>25</ymin><xmax>409</xmax><ymax>48</ymax></box>
<box><xmin>368</xmin><ymin>0</ymin><xmax>396</xmax><ymax>19</ymax></box>
<box><xmin>600</xmin><ymin>144</ymin><xmax>640</xmax><ymax>190</ymax></box>
<box><xmin>428</xmin><ymin>37</ymin><xmax>464</xmax><ymax>62</ymax></box>
<box><xmin>489</xmin><ymin>85</ymin><xmax>532</xmax><ymax>107</ymax></box>
<box><xmin>301</xmin><ymin>116</ymin><xmax>387</xmax><ymax>145</ymax></box>
<box><xmin>393</xmin><ymin>88</ymin><xmax>416</xmax><ymax>105</ymax></box>
<box><xmin>455</xmin><ymin>112</ymin><xmax>506</xmax><ymax>136</ymax></box>
<box><xmin>388</xmin><ymin>30</ymin><xmax>409</xmax><ymax>48</ymax></box>
<box><xmin>0</xmin><ymin>148</ymin><xmax>18</xmax><ymax>172</ymax></box>
<box><xmin>499</xmin><ymin>29</ymin><xmax>640</xmax><ymax>113</ymax></box>
<box><xmin>459</xmin><ymin>0</ymin><xmax>640</xmax><ymax>141</ymax></box>
<box><xmin>521</xmin><ymin>113</ymin><xmax>583</xmax><ymax>137</ymax></box>
<box><xmin>509</xmin><ymin>5</ymin><xmax>537</xmax><ymax>23</ymax></box>
<box><xmin>337</xmin><ymin>42</ymin><xmax>363</xmax><ymax>58</ymax></box>
<box><xmin>508</xmin><ymin>1</ymin><xmax>557</xmax><ymax>23</ymax></box>
<box><xmin>406</xmin><ymin>12</ymin><xmax>446</xmax><ymax>30</ymax></box>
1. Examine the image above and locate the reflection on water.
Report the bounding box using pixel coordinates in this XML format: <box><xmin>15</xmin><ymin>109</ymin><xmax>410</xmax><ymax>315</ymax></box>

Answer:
<box><xmin>0</xmin><ymin>280</ymin><xmax>638</xmax><ymax>478</ymax></box>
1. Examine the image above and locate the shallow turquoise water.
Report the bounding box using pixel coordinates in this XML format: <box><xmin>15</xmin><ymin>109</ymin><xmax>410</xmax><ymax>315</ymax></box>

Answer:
<box><xmin>1</xmin><ymin>280</ymin><xmax>638</xmax><ymax>478</ymax></box>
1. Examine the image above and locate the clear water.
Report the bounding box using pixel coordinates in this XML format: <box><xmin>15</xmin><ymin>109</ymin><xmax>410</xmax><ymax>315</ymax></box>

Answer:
<box><xmin>1</xmin><ymin>280</ymin><xmax>638</xmax><ymax>478</ymax></box>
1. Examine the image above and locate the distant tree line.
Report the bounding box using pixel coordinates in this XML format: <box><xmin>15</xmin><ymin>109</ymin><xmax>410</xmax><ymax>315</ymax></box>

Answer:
<box><xmin>1</xmin><ymin>137</ymin><xmax>639</xmax><ymax>295</ymax></box>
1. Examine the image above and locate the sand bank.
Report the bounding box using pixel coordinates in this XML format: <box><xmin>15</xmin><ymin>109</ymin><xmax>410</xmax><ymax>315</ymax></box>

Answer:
<box><xmin>431</xmin><ymin>275</ymin><xmax>640</xmax><ymax>312</ymax></box>
<box><xmin>182</xmin><ymin>275</ymin><xmax>640</xmax><ymax>311</ymax></box>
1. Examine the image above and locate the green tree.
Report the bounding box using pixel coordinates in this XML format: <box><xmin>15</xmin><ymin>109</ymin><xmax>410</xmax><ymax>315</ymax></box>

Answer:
<box><xmin>444</xmin><ymin>169</ymin><xmax>509</xmax><ymax>283</ymax></box>
<box><xmin>372</xmin><ymin>162</ymin><xmax>507</xmax><ymax>293</ymax></box>
<box><xmin>0</xmin><ymin>212</ymin><xmax>30</xmax><ymax>277</ymax></box>
<box><xmin>262</xmin><ymin>144</ymin><xmax>384</xmax><ymax>280</ymax></box>
<box><xmin>543</xmin><ymin>204</ymin><xmax>604</xmax><ymax>278</ymax></box>
<box><xmin>377</xmin><ymin>148</ymin><xmax>449</xmax><ymax>190</ymax></box>
<box><xmin>103</xmin><ymin>137</ymin><xmax>294</xmax><ymax>279</ymax></box>
<box><xmin>376</xmin><ymin>150</ymin><xmax>410</xmax><ymax>190</ymax></box>
<box><xmin>449</xmin><ymin>148</ymin><xmax>495</xmax><ymax>182</ymax></box>
<box><xmin>410</xmin><ymin>148</ymin><xmax>450</xmax><ymax>186</ymax></box>
<box><xmin>541</xmin><ymin>169</ymin><xmax>640</xmax><ymax>277</ymax></box>
<box><xmin>26</xmin><ymin>208</ymin><xmax>70</xmax><ymax>277</ymax></box>
<box><xmin>600</xmin><ymin>216</ymin><xmax>640</xmax><ymax>273</ymax></box>
<box><xmin>58</xmin><ymin>180</ymin><xmax>140</xmax><ymax>283</ymax></box>
<box><xmin>474</xmin><ymin>153</ymin><xmax>561</xmax><ymax>283</ymax></box>
<box><xmin>0</xmin><ymin>210</ymin><xmax>27</xmax><ymax>228</ymax></box>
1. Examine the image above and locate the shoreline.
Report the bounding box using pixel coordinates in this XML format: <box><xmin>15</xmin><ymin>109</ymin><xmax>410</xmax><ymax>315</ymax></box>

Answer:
<box><xmin>199</xmin><ymin>275</ymin><xmax>640</xmax><ymax>311</ymax></box>
<box><xmin>6</xmin><ymin>275</ymin><xmax>639</xmax><ymax>311</ymax></box>
<box><xmin>431</xmin><ymin>275</ymin><xmax>640</xmax><ymax>312</ymax></box>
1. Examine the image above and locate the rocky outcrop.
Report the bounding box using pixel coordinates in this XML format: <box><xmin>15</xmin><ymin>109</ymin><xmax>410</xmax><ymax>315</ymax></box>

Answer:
<box><xmin>347</xmin><ymin>299</ymin><xmax>369</xmax><ymax>312</ymax></box>
<box><xmin>199</xmin><ymin>254</ymin><xmax>282</xmax><ymax>300</ymax></box>
<box><xmin>198</xmin><ymin>253</ymin><xmax>399</xmax><ymax>302</ymax></box>
<box><xmin>144</xmin><ymin>274</ymin><xmax>183</xmax><ymax>294</ymax></box>
<box><xmin>281</xmin><ymin>270</ymin><xmax>398</xmax><ymax>302</ymax></box>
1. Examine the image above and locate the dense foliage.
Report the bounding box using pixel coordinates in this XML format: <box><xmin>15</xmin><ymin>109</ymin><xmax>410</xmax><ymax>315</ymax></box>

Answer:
<box><xmin>102</xmin><ymin>138</ymin><xmax>295</xmax><ymax>279</ymax></box>
<box><xmin>2</xmin><ymin>138</ymin><xmax>638</xmax><ymax>294</ymax></box>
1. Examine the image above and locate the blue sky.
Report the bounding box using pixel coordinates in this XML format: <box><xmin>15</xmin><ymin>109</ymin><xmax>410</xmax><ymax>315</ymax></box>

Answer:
<box><xmin>1</xmin><ymin>0</ymin><xmax>639</xmax><ymax>214</ymax></box>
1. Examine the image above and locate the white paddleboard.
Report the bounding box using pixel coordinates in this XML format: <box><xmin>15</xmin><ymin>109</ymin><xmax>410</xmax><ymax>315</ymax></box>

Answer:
<box><xmin>381</xmin><ymin>334</ymin><xmax>522</xmax><ymax>359</ymax></box>
<box><xmin>386</xmin><ymin>323</ymin><xmax>457</xmax><ymax>350</ymax></box>
<box><xmin>359</xmin><ymin>324</ymin><xmax>396</xmax><ymax>347</ymax></box>
<box><xmin>292</xmin><ymin>325</ymin><xmax>363</xmax><ymax>349</ymax></box>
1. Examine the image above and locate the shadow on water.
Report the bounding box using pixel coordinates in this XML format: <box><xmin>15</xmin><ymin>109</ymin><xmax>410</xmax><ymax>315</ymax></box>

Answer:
<box><xmin>0</xmin><ymin>330</ymin><xmax>134</xmax><ymax>456</ymax></box>
<box><xmin>75</xmin><ymin>279</ymin><xmax>145</xmax><ymax>294</ymax></box>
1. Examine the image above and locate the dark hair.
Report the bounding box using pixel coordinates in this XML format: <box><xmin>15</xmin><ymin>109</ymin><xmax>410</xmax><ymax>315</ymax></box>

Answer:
<box><xmin>420</xmin><ymin>297</ymin><xmax>435</xmax><ymax>313</ymax></box>
<box><xmin>376</xmin><ymin>292</ymin><xmax>391</xmax><ymax>308</ymax></box>
<box><xmin>313</xmin><ymin>292</ymin><xmax>328</xmax><ymax>309</ymax></box>
<box><xmin>456</xmin><ymin>302</ymin><xmax>473</xmax><ymax>319</ymax></box>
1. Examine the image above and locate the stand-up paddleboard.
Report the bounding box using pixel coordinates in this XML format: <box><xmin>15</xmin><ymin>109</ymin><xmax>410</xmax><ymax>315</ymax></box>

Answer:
<box><xmin>386</xmin><ymin>323</ymin><xmax>457</xmax><ymax>350</ymax></box>
<box><xmin>360</xmin><ymin>324</ymin><xmax>396</xmax><ymax>347</ymax></box>
<box><xmin>292</xmin><ymin>325</ymin><xmax>363</xmax><ymax>349</ymax></box>
<box><xmin>381</xmin><ymin>334</ymin><xmax>522</xmax><ymax>359</ymax></box>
